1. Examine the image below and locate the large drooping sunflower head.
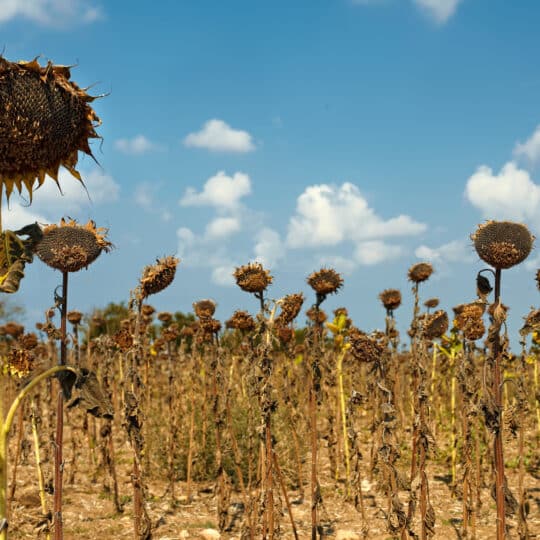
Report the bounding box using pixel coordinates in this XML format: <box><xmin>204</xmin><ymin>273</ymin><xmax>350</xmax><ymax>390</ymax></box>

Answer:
<box><xmin>471</xmin><ymin>220</ymin><xmax>534</xmax><ymax>270</ymax></box>
<box><xmin>0</xmin><ymin>57</ymin><xmax>101</xmax><ymax>201</ymax></box>
<box><xmin>34</xmin><ymin>218</ymin><xmax>112</xmax><ymax>273</ymax></box>
<box><xmin>140</xmin><ymin>256</ymin><xmax>179</xmax><ymax>298</ymax></box>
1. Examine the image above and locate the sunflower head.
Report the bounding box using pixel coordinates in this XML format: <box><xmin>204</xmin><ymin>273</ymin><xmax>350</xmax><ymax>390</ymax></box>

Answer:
<box><xmin>140</xmin><ymin>256</ymin><xmax>179</xmax><ymax>298</ymax></box>
<box><xmin>226</xmin><ymin>310</ymin><xmax>256</xmax><ymax>332</ymax></box>
<box><xmin>306</xmin><ymin>306</ymin><xmax>327</xmax><ymax>324</ymax></box>
<box><xmin>162</xmin><ymin>323</ymin><xmax>180</xmax><ymax>342</ymax></box>
<box><xmin>21</xmin><ymin>332</ymin><xmax>38</xmax><ymax>350</ymax></box>
<box><xmin>157</xmin><ymin>311</ymin><xmax>173</xmax><ymax>324</ymax></box>
<box><xmin>141</xmin><ymin>304</ymin><xmax>155</xmax><ymax>317</ymax></box>
<box><xmin>67</xmin><ymin>310</ymin><xmax>83</xmax><ymax>325</ymax></box>
<box><xmin>472</xmin><ymin>221</ymin><xmax>534</xmax><ymax>270</ymax></box>
<box><xmin>193</xmin><ymin>299</ymin><xmax>217</xmax><ymax>320</ymax></box>
<box><xmin>7</xmin><ymin>348</ymin><xmax>34</xmax><ymax>378</ymax></box>
<box><xmin>276</xmin><ymin>293</ymin><xmax>305</xmax><ymax>326</ymax></box>
<box><xmin>307</xmin><ymin>268</ymin><xmax>344</xmax><ymax>296</ymax></box>
<box><xmin>424</xmin><ymin>297</ymin><xmax>439</xmax><ymax>310</ymax></box>
<box><xmin>453</xmin><ymin>302</ymin><xmax>487</xmax><ymax>341</ymax></box>
<box><xmin>233</xmin><ymin>262</ymin><xmax>273</xmax><ymax>294</ymax></box>
<box><xmin>408</xmin><ymin>262</ymin><xmax>434</xmax><ymax>284</ymax></box>
<box><xmin>276</xmin><ymin>324</ymin><xmax>294</xmax><ymax>344</ymax></box>
<box><xmin>349</xmin><ymin>328</ymin><xmax>383</xmax><ymax>363</ymax></box>
<box><xmin>35</xmin><ymin>218</ymin><xmax>112</xmax><ymax>273</ymax></box>
<box><xmin>114</xmin><ymin>328</ymin><xmax>133</xmax><ymax>352</ymax></box>
<box><xmin>379</xmin><ymin>289</ymin><xmax>402</xmax><ymax>313</ymax></box>
<box><xmin>4</xmin><ymin>321</ymin><xmax>24</xmax><ymax>339</ymax></box>
<box><xmin>0</xmin><ymin>57</ymin><xmax>101</xmax><ymax>201</ymax></box>
<box><xmin>423</xmin><ymin>310</ymin><xmax>449</xmax><ymax>340</ymax></box>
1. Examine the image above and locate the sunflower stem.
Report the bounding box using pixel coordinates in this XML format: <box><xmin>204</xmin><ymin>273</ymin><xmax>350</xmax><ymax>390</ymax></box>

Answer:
<box><xmin>54</xmin><ymin>271</ymin><xmax>69</xmax><ymax>540</ymax></box>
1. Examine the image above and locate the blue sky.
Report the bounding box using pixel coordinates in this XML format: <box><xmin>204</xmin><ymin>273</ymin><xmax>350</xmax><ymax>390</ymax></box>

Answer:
<box><xmin>2</xmin><ymin>0</ymin><xmax>540</xmax><ymax>343</ymax></box>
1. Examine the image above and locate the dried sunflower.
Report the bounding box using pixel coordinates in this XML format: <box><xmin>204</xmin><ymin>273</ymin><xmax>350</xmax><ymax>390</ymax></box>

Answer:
<box><xmin>423</xmin><ymin>310</ymin><xmax>449</xmax><ymax>340</ymax></box>
<box><xmin>306</xmin><ymin>306</ymin><xmax>327</xmax><ymax>324</ymax></box>
<box><xmin>140</xmin><ymin>256</ymin><xmax>179</xmax><ymax>297</ymax></box>
<box><xmin>7</xmin><ymin>348</ymin><xmax>34</xmax><ymax>378</ymax></box>
<box><xmin>233</xmin><ymin>262</ymin><xmax>272</xmax><ymax>293</ymax></box>
<box><xmin>276</xmin><ymin>293</ymin><xmax>304</xmax><ymax>326</ymax></box>
<box><xmin>424</xmin><ymin>298</ymin><xmax>439</xmax><ymax>309</ymax></box>
<box><xmin>193</xmin><ymin>299</ymin><xmax>217</xmax><ymax>320</ymax></box>
<box><xmin>226</xmin><ymin>310</ymin><xmax>256</xmax><ymax>332</ymax></box>
<box><xmin>67</xmin><ymin>310</ymin><xmax>83</xmax><ymax>325</ymax></box>
<box><xmin>408</xmin><ymin>262</ymin><xmax>433</xmax><ymax>283</ymax></box>
<box><xmin>35</xmin><ymin>218</ymin><xmax>112</xmax><ymax>272</ymax></box>
<box><xmin>0</xmin><ymin>57</ymin><xmax>101</xmax><ymax>201</ymax></box>
<box><xmin>472</xmin><ymin>221</ymin><xmax>534</xmax><ymax>270</ymax></box>
<box><xmin>349</xmin><ymin>328</ymin><xmax>383</xmax><ymax>363</ymax></box>
<box><xmin>379</xmin><ymin>289</ymin><xmax>402</xmax><ymax>312</ymax></box>
<box><xmin>307</xmin><ymin>268</ymin><xmax>343</xmax><ymax>296</ymax></box>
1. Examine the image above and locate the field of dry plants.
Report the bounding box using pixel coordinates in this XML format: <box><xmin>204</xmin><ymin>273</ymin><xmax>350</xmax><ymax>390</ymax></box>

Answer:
<box><xmin>0</xmin><ymin>57</ymin><xmax>540</xmax><ymax>540</ymax></box>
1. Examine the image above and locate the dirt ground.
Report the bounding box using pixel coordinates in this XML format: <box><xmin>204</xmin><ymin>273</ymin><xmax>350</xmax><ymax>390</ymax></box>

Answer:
<box><xmin>5</xmin><ymin>421</ymin><xmax>540</xmax><ymax>540</ymax></box>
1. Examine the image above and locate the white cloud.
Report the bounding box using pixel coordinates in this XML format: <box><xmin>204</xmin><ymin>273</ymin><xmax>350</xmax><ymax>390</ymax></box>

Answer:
<box><xmin>1</xmin><ymin>205</ymin><xmax>47</xmax><ymax>231</ymax></box>
<box><xmin>205</xmin><ymin>217</ymin><xmax>241</xmax><ymax>240</ymax></box>
<box><xmin>134</xmin><ymin>182</ymin><xmax>172</xmax><ymax>222</ymax></box>
<box><xmin>413</xmin><ymin>0</ymin><xmax>462</xmax><ymax>24</ymax></box>
<box><xmin>180</xmin><ymin>171</ymin><xmax>251</xmax><ymax>210</ymax></box>
<box><xmin>254</xmin><ymin>228</ymin><xmax>285</xmax><ymax>268</ymax></box>
<box><xmin>464</xmin><ymin>161</ymin><xmax>540</xmax><ymax>222</ymax></box>
<box><xmin>415</xmin><ymin>239</ymin><xmax>473</xmax><ymax>263</ymax></box>
<box><xmin>183</xmin><ymin>119</ymin><xmax>255</xmax><ymax>153</ymax></box>
<box><xmin>114</xmin><ymin>135</ymin><xmax>157</xmax><ymax>155</ymax></box>
<box><xmin>211</xmin><ymin>265</ymin><xmax>236</xmax><ymax>287</ymax></box>
<box><xmin>0</xmin><ymin>0</ymin><xmax>103</xmax><ymax>26</ymax></box>
<box><xmin>134</xmin><ymin>183</ymin><xmax>154</xmax><ymax>211</ymax></box>
<box><xmin>3</xmin><ymin>167</ymin><xmax>119</xmax><ymax>227</ymax></box>
<box><xmin>1</xmin><ymin>167</ymin><xmax>118</xmax><ymax>230</ymax></box>
<box><xmin>514</xmin><ymin>125</ymin><xmax>540</xmax><ymax>166</ymax></box>
<box><xmin>176</xmin><ymin>227</ymin><xmax>196</xmax><ymax>258</ymax></box>
<box><xmin>355</xmin><ymin>241</ymin><xmax>403</xmax><ymax>265</ymax></box>
<box><xmin>287</xmin><ymin>182</ymin><xmax>426</xmax><ymax>248</ymax></box>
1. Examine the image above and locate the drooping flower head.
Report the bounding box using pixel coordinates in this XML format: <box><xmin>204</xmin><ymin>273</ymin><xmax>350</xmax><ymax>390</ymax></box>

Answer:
<box><xmin>0</xmin><ymin>57</ymin><xmax>101</xmax><ymax>201</ymax></box>
<box><xmin>472</xmin><ymin>221</ymin><xmax>534</xmax><ymax>270</ymax></box>
<box><xmin>35</xmin><ymin>218</ymin><xmax>111</xmax><ymax>273</ymax></box>
<box><xmin>140</xmin><ymin>256</ymin><xmax>179</xmax><ymax>298</ymax></box>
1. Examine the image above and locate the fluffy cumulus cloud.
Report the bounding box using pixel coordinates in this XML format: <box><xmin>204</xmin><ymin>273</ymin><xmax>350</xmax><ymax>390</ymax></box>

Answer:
<box><xmin>211</xmin><ymin>264</ymin><xmax>236</xmax><ymax>287</ymax></box>
<box><xmin>0</xmin><ymin>0</ymin><xmax>103</xmax><ymax>26</ymax></box>
<box><xmin>1</xmin><ymin>204</ymin><xmax>47</xmax><ymax>231</ymax></box>
<box><xmin>514</xmin><ymin>125</ymin><xmax>540</xmax><ymax>166</ymax></box>
<box><xmin>287</xmin><ymin>182</ymin><xmax>426</xmax><ymax>248</ymax></box>
<box><xmin>180</xmin><ymin>171</ymin><xmax>251</xmax><ymax>210</ymax></box>
<box><xmin>254</xmin><ymin>228</ymin><xmax>285</xmax><ymax>268</ymax></box>
<box><xmin>415</xmin><ymin>239</ymin><xmax>473</xmax><ymax>264</ymax></box>
<box><xmin>464</xmin><ymin>162</ymin><xmax>540</xmax><ymax>222</ymax></box>
<box><xmin>183</xmin><ymin>119</ymin><xmax>255</xmax><ymax>153</ymax></box>
<box><xmin>205</xmin><ymin>217</ymin><xmax>241</xmax><ymax>240</ymax></box>
<box><xmin>2</xmin><ymin>167</ymin><xmax>118</xmax><ymax>229</ymax></box>
<box><xmin>115</xmin><ymin>135</ymin><xmax>157</xmax><ymax>155</ymax></box>
<box><xmin>412</xmin><ymin>0</ymin><xmax>463</xmax><ymax>24</ymax></box>
<box><xmin>134</xmin><ymin>182</ymin><xmax>172</xmax><ymax>222</ymax></box>
<box><xmin>355</xmin><ymin>241</ymin><xmax>403</xmax><ymax>265</ymax></box>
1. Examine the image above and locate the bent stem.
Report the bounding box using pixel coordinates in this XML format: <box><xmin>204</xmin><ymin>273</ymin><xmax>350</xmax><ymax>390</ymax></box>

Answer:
<box><xmin>0</xmin><ymin>365</ymin><xmax>78</xmax><ymax>540</ymax></box>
